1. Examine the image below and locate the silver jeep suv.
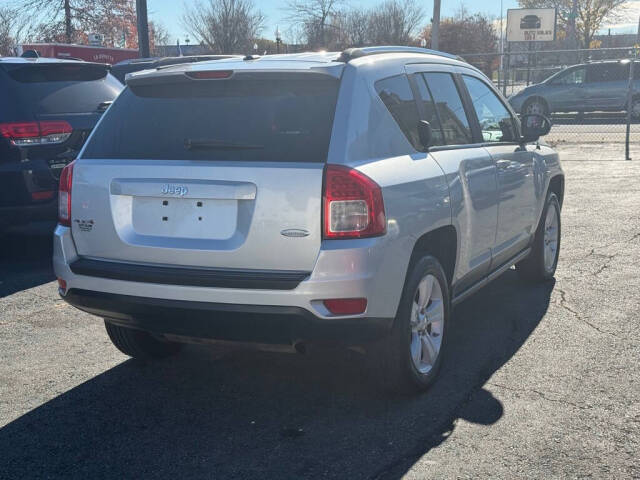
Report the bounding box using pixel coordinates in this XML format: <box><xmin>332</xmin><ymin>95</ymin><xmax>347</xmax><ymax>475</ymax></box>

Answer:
<box><xmin>54</xmin><ymin>47</ymin><xmax>564</xmax><ymax>392</ymax></box>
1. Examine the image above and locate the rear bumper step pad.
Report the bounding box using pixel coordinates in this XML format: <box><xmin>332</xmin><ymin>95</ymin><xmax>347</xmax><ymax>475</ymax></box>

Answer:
<box><xmin>69</xmin><ymin>258</ymin><xmax>310</xmax><ymax>290</ymax></box>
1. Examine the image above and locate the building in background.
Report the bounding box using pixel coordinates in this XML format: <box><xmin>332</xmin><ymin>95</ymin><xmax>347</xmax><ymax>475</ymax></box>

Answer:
<box><xmin>17</xmin><ymin>43</ymin><xmax>138</xmax><ymax>64</ymax></box>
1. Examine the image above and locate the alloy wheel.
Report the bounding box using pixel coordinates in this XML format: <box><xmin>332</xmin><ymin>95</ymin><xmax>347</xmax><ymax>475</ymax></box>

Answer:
<box><xmin>409</xmin><ymin>274</ymin><xmax>445</xmax><ymax>374</ymax></box>
<box><xmin>543</xmin><ymin>204</ymin><xmax>559</xmax><ymax>273</ymax></box>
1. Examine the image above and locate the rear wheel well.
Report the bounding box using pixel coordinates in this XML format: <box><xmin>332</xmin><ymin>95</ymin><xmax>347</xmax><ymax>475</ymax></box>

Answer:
<box><xmin>548</xmin><ymin>175</ymin><xmax>564</xmax><ymax>208</ymax></box>
<box><xmin>408</xmin><ymin>226</ymin><xmax>457</xmax><ymax>288</ymax></box>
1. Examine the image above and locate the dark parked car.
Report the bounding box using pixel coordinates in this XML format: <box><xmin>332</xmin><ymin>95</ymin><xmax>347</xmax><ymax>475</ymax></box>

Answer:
<box><xmin>110</xmin><ymin>55</ymin><xmax>236</xmax><ymax>84</ymax></box>
<box><xmin>0</xmin><ymin>58</ymin><xmax>122</xmax><ymax>232</ymax></box>
<box><xmin>520</xmin><ymin>15</ymin><xmax>541</xmax><ymax>29</ymax></box>
<box><xmin>509</xmin><ymin>60</ymin><xmax>640</xmax><ymax>118</ymax></box>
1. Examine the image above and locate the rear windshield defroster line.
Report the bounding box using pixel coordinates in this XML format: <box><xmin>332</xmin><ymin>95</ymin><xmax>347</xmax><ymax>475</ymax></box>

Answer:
<box><xmin>81</xmin><ymin>76</ymin><xmax>340</xmax><ymax>163</ymax></box>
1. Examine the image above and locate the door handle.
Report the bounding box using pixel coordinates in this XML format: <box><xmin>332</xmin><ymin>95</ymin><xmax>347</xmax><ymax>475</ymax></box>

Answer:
<box><xmin>496</xmin><ymin>159</ymin><xmax>511</xmax><ymax>169</ymax></box>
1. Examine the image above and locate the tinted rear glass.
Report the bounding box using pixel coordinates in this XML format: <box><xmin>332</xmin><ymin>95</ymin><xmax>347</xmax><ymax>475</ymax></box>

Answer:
<box><xmin>82</xmin><ymin>76</ymin><xmax>339</xmax><ymax>162</ymax></box>
<box><xmin>0</xmin><ymin>63</ymin><xmax>122</xmax><ymax>119</ymax></box>
<box><xmin>5</xmin><ymin>63</ymin><xmax>108</xmax><ymax>82</ymax></box>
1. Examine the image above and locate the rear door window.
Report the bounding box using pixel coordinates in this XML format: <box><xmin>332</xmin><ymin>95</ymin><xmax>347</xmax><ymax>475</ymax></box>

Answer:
<box><xmin>375</xmin><ymin>75</ymin><xmax>421</xmax><ymax>149</ymax></box>
<box><xmin>421</xmin><ymin>72</ymin><xmax>473</xmax><ymax>145</ymax></box>
<box><xmin>413</xmin><ymin>74</ymin><xmax>446</xmax><ymax>146</ymax></box>
<box><xmin>588</xmin><ymin>63</ymin><xmax>626</xmax><ymax>83</ymax></box>
<box><xmin>0</xmin><ymin>63</ymin><xmax>122</xmax><ymax>117</ymax></box>
<box><xmin>82</xmin><ymin>76</ymin><xmax>339</xmax><ymax>163</ymax></box>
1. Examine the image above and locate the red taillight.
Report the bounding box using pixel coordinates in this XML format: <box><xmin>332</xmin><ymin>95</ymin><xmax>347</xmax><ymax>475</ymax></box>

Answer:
<box><xmin>57</xmin><ymin>278</ymin><xmax>67</xmax><ymax>292</ymax></box>
<box><xmin>186</xmin><ymin>70</ymin><xmax>233</xmax><ymax>79</ymax></box>
<box><xmin>31</xmin><ymin>190</ymin><xmax>55</xmax><ymax>201</ymax></box>
<box><xmin>40</xmin><ymin>120</ymin><xmax>72</xmax><ymax>137</ymax></box>
<box><xmin>58</xmin><ymin>160</ymin><xmax>75</xmax><ymax>227</ymax></box>
<box><xmin>322</xmin><ymin>165</ymin><xmax>386</xmax><ymax>239</ymax></box>
<box><xmin>0</xmin><ymin>120</ymin><xmax>72</xmax><ymax>146</ymax></box>
<box><xmin>0</xmin><ymin>122</ymin><xmax>40</xmax><ymax>139</ymax></box>
<box><xmin>323</xmin><ymin>298</ymin><xmax>368</xmax><ymax>315</ymax></box>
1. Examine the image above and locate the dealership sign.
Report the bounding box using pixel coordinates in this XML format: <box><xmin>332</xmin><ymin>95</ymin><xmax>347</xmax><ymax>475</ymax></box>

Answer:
<box><xmin>506</xmin><ymin>8</ymin><xmax>557</xmax><ymax>42</ymax></box>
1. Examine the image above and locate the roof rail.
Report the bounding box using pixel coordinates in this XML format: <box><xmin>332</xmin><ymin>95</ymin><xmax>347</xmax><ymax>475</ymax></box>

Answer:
<box><xmin>337</xmin><ymin>46</ymin><xmax>461</xmax><ymax>63</ymax></box>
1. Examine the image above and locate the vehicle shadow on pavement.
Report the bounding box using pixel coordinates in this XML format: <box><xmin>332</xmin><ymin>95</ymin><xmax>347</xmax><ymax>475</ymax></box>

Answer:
<box><xmin>0</xmin><ymin>270</ymin><xmax>554</xmax><ymax>479</ymax></box>
<box><xmin>0</xmin><ymin>231</ymin><xmax>55</xmax><ymax>298</ymax></box>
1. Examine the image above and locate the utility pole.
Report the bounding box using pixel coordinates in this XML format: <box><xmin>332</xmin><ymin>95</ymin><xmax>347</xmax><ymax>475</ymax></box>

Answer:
<box><xmin>64</xmin><ymin>0</ymin><xmax>72</xmax><ymax>44</ymax></box>
<box><xmin>568</xmin><ymin>0</ymin><xmax>578</xmax><ymax>48</ymax></box>
<box><xmin>431</xmin><ymin>0</ymin><xmax>441</xmax><ymax>50</ymax></box>
<box><xmin>136</xmin><ymin>0</ymin><xmax>150</xmax><ymax>58</ymax></box>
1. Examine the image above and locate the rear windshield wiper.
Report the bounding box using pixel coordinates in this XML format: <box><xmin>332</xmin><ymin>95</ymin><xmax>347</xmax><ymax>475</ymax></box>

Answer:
<box><xmin>184</xmin><ymin>139</ymin><xmax>264</xmax><ymax>150</ymax></box>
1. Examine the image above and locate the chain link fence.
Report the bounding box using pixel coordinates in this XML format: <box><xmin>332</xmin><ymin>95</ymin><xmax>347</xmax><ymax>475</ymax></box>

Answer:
<box><xmin>461</xmin><ymin>47</ymin><xmax>640</xmax><ymax>160</ymax></box>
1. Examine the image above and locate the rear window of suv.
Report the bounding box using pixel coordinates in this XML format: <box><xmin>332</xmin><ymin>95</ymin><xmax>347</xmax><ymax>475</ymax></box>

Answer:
<box><xmin>0</xmin><ymin>63</ymin><xmax>122</xmax><ymax>119</ymax></box>
<box><xmin>81</xmin><ymin>75</ymin><xmax>340</xmax><ymax>163</ymax></box>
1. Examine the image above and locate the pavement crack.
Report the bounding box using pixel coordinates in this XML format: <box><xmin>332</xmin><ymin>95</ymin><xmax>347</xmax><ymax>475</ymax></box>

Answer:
<box><xmin>487</xmin><ymin>382</ymin><xmax>591</xmax><ymax>410</ymax></box>
<box><xmin>556</xmin><ymin>288</ymin><xmax>619</xmax><ymax>338</ymax></box>
<box><xmin>565</xmin><ymin>230</ymin><xmax>639</xmax><ymax>270</ymax></box>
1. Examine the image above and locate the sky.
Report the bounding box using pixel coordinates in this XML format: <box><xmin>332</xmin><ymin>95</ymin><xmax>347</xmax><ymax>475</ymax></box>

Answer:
<box><xmin>148</xmin><ymin>0</ymin><xmax>640</xmax><ymax>45</ymax></box>
<box><xmin>148</xmin><ymin>0</ymin><xmax>519</xmax><ymax>44</ymax></box>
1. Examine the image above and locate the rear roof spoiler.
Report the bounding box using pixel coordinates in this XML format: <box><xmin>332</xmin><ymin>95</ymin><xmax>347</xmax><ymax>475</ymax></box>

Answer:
<box><xmin>125</xmin><ymin>68</ymin><xmax>339</xmax><ymax>87</ymax></box>
<box><xmin>337</xmin><ymin>46</ymin><xmax>463</xmax><ymax>63</ymax></box>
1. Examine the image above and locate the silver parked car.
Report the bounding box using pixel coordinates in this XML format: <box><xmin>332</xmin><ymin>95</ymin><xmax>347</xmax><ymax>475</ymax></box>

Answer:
<box><xmin>509</xmin><ymin>59</ymin><xmax>640</xmax><ymax>118</ymax></box>
<box><xmin>54</xmin><ymin>47</ymin><xmax>564</xmax><ymax>392</ymax></box>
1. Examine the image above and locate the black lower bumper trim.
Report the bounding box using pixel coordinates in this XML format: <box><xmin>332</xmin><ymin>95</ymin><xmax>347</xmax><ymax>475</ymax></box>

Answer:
<box><xmin>63</xmin><ymin>289</ymin><xmax>393</xmax><ymax>345</ymax></box>
<box><xmin>69</xmin><ymin>258</ymin><xmax>310</xmax><ymax>290</ymax></box>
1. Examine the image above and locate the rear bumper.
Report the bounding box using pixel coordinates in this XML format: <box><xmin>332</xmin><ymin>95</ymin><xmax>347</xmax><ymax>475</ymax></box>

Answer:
<box><xmin>54</xmin><ymin>224</ymin><xmax>411</xmax><ymax>322</ymax></box>
<box><xmin>63</xmin><ymin>288</ymin><xmax>393</xmax><ymax>344</ymax></box>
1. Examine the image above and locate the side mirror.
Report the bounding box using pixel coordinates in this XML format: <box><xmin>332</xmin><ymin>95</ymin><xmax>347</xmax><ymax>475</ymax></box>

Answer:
<box><xmin>418</xmin><ymin>120</ymin><xmax>432</xmax><ymax>150</ymax></box>
<box><xmin>520</xmin><ymin>113</ymin><xmax>551</xmax><ymax>143</ymax></box>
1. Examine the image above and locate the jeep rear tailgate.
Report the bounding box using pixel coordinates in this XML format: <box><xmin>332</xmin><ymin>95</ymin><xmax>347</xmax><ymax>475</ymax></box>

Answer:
<box><xmin>71</xmin><ymin>72</ymin><xmax>339</xmax><ymax>272</ymax></box>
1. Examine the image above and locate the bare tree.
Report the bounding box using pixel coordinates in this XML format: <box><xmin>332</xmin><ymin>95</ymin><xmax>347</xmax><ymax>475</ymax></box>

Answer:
<box><xmin>150</xmin><ymin>22</ymin><xmax>170</xmax><ymax>52</ymax></box>
<box><xmin>182</xmin><ymin>0</ymin><xmax>264</xmax><ymax>54</ymax></box>
<box><xmin>366</xmin><ymin>0</ymin><xmax>424</xmax><ymax>45</ymax></box>
<box><xmin>518</xmin><ymin>0</ymin><xmax>626</xmax><ymax>48</ymax></box>
<box><xmin>340</xmin><ymin>9</ymin><xmax>369</xmax><ymax>46</ymax></box>
<box><xmin>14</xmin><ymin>0</ymin><xmax>137</xmax><ymax>44</ymax></box>
<box><xmin>0</xmin><ymin>7</ymin><xmax>28</xmax><ymax>55</ymax></box>
<box><xmin>285</xmin><ymin>0</ymin><xmax>343</xmax><ymax>48</ymax></box>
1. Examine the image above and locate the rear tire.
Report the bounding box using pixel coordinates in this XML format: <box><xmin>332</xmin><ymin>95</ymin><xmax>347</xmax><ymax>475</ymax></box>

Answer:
<box><xmin>104</xmin><ymin>321</ymin><xmax>182</xmax><ymax>360</ymax></box>
<box><xmin>516</xmin><ymin>192</ymin><xmax>561</xmax><ymax>282</ymax></box>
<box><xmin>368</xmin><ymin>255</ymin><xmax>450</xmax><ymax>393</ymax></box>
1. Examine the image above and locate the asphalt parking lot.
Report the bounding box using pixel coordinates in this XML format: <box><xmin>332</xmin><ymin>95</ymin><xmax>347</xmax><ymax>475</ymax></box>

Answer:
<box><xmin>1</xmin><ymin>158</ymin><xmax>639</xmax><ymax>479</ymax></box>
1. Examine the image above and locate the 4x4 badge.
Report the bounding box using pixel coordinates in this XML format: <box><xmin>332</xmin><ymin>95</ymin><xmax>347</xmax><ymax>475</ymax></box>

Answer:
<box><xmin>74</xmin><ymin>219</ymin><xmax>94</xmax><ymax>232</ymax></box>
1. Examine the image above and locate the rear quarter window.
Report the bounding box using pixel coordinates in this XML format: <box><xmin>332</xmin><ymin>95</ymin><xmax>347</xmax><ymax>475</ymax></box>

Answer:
<box><xmin>81</xmin><ymin>76</ymin><xmax>340</xmax><ymax>163</ymax></box>
<box><xmin>374</xmin><ymin>75</ymin><xmax>421</xmax><ymax>150</ymax></box>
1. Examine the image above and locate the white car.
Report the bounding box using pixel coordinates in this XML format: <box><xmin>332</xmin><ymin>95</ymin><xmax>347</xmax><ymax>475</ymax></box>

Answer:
<box><xmin>54</xmin><ymin>47</ymin><xmax>563</xmax><ymax>392</ymax></box>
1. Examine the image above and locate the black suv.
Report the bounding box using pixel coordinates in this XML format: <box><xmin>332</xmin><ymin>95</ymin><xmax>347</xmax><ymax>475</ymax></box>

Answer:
<box><xmin>0</xmin><ymin>58</ymin><xmax>122</xmax><ymax>232</ymax></box>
